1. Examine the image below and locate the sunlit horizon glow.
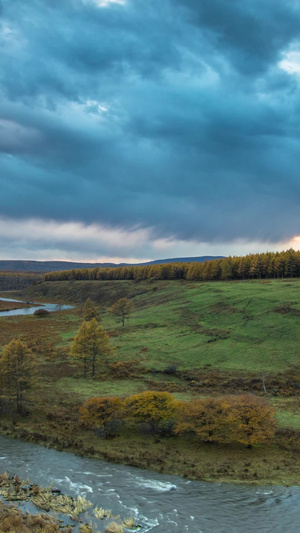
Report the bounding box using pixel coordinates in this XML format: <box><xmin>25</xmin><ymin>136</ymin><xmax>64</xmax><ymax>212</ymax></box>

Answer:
<box><xmin>0</xmin><ymin>217</ymin><xmax>299</xmax><ymax>263</ymax></box>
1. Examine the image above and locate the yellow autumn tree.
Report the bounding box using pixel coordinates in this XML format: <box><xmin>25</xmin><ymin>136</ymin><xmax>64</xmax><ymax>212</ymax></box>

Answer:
<box><xmin>69</xmin><ymin>318</ymin><xmax>113</xmax><ymax>378</ymax></box>
<box><xmin>82</xmin><ymin>298</ymin><xmax>100</xmax><ymax>321</ymax></box>
<box><xmin>175</xmin><ymin>395</ymin><xmax>276</xmax><ymax>447</ymax></box>
<box><xmin>0</xmin><ymin>339</ymin><xmax>35</xmax><ymax>415</ymax></box>
<box><xmin>108</xmin><ymin>298</ymin><xmax>134</xmax><ymax>326</ymax></box>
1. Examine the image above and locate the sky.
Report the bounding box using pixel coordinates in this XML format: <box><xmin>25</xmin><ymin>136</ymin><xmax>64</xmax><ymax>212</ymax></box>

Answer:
<box><xmin>1</xmin><ymin>0</ymin><xmax>300</xmax><ymax>263</ymax></box>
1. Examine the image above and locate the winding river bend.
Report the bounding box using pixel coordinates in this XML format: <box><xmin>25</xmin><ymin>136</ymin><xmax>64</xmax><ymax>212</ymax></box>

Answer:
<box><xmin>1</xmin><ymin>299</ymin><xmax>300</xmax><ymax>531</ymax></box>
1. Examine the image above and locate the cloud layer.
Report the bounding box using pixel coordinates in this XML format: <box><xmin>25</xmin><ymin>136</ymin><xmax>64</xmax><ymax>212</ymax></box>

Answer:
<box><xmin>1</xmin><ymin>0</ymin><xmax>300</xmax><ymax>259</ymax></box>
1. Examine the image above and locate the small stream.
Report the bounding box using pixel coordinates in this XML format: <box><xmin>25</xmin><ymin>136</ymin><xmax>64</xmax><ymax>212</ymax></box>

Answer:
<box><xmin>1</xmin><ymin>435</ymin><xmax>300</xmax><ymax>532</ymax></box>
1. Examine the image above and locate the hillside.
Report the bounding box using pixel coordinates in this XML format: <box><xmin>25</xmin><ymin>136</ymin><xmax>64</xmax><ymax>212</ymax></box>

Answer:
<box><xmin>23</xmin><ymin>277</ymin><xmax>300</xmax><ymax>373</ymax></box>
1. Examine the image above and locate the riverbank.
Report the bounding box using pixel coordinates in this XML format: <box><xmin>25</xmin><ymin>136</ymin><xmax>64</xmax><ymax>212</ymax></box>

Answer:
<box><xmin>0</xmin><ymin>300</ymin><xmax>34</xmax><ymax>312</ymax></box>
<box><xmin>0</xmin><ymin>412</ymin><xmax>300</xmax><ymax>487</ymax></box>
<box><xmin>3</xmin><ymin>432</ymin><xmax>299</xmax><ymax>533</ymax></box>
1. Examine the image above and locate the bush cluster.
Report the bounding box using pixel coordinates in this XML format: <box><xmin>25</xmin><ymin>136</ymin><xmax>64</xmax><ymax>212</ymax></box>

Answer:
<box><xmin>80</xmin><ymin>391</ymin><xmax>276</xmax><ymax>446</ymax></box>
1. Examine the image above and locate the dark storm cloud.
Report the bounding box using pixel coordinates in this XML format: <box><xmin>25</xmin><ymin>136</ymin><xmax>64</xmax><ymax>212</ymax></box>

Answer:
<box><xmin>1</xmin><ymin>0</ymin><xmax>300</xmax><ymax>251</ymax></box>
<box><xmin>174</xmin><ymin>0</ymin><xmax>300</xmax><ymax>74</ymax></box>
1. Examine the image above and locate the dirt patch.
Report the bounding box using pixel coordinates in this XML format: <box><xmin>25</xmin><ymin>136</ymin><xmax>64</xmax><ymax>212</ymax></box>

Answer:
<box><xmin>273</xmin><ymin>303</ymin><xmax>300</xmax><ymax>316</ymax></box>
<box><xmin>209</xmin><ymin>301</ymin><xmax>238</xmax><ymax>315</ymax></box>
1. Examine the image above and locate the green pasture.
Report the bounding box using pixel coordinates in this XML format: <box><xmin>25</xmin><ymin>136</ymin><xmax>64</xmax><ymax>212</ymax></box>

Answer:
<box><xmin>24</xmin><ymin>277</ymin><xmax>300</xmax><ymax>373</ymax></box>
<box><xmin>92</xmin><ymin>279</ymin><xmax>300</xmax><ymax>373</ymax></box>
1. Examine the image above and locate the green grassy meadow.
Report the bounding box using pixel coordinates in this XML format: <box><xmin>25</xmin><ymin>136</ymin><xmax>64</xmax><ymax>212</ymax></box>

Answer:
<box><xmin>24</xmin><ymin>277</ymin><xmax>300</xmax><ymax>373</ymax></box>
<box><xmin>12</xmin><ymin>278</ymin><xmax>300</xmax><ymax>402</ymax></box>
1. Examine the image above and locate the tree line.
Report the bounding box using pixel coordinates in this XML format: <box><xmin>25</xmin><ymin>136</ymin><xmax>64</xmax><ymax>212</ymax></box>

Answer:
<box><xmin>0</xmin><ymin>272</ymin><xmax>41</xmax><ymax>290</ymax></box>
<box><xmin>42</xmin><ymin>249</ymin><xmax>300</xmax><ymax>282</ymax></box>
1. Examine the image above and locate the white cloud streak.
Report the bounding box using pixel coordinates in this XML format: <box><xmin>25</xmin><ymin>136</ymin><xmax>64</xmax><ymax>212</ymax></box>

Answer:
<box><xmin>0</xmin><ymin>217</ymin><xmax>298</xmax><ymax>263</ymax></box>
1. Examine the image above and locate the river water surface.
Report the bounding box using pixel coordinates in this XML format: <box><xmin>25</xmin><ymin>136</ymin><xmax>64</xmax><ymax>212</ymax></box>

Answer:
<box><xmin>0</xmin><ymin>297</ymin><xmax>73</xmax><ymax>317</ymax></box>
<box><xmin>0</xmin><ymin>434</ymin><xmax>300</xmax><ymax>532</ymax></box>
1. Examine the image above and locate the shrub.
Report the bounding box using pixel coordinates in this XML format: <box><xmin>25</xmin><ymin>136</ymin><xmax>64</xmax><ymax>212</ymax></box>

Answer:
<box><xmin>175</xmin><ymin>397</ymin><xmax>231</xmax><ymax>443</ymax></box>
<box><xmin>109</xmin><ymin>359</ymin><xmax>143</xmax><ymax>378</ymax></box>
<box><xmin>175</xmin><ymin>394</ymin><xmax>277</xmax><ymax>447</ymax></box>
<box><xmin>276</xmin><ymin>427</ymin><xmax>300</xmax><ymax>451</ymax></box>
<box><xmin>34</xmin><ymin>308</ymin><xmax>50</xmax><ymax>317</ymax></box>
<box><xmin>124</xmin><ymin>391</ymin><xmax>179</xmax><ymax>434</ymax></box>
<box><xmin>163</xmin><ymin>364</ymin><xmax>178</xmax><ymax>375</ymax></box>
<box><xmin>80</xmin><ymin>397</ymin><xmax>123</xmax><ymax>438</ymax></box>
<box><xmin>227</xmin><ymin>394</ymin><xmax>277</xmax><ymax>447</ymax></box>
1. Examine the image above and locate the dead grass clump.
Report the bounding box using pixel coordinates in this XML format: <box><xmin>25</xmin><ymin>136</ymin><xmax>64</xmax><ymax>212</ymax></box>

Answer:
<box><xmin>105</xmin><ymin>522</ymin><xmax>124</xmax><ymax>533</ymax></box>
<box><xmin>122</xmin><ymin>516</ymin><xmax>135</xmax><ymax>528</ymax></box>
<box><xmin>79</xmin><ymin>525</ymin><xmax>93</xmax><ymax>533</ymax></box>
<box><xmin>93</xmin><ymin>506</ymin><xmax>113</xmax><ymax>519</ymax></box>
<box><xmin>0</xmin><ymin>501</ymin><xmax>72</xmax><ymax>532</ymax></box>
<box><xmin>0</xmin><ymin>474</ymin><xmax>92</xmax><ymax>518</ymax></box>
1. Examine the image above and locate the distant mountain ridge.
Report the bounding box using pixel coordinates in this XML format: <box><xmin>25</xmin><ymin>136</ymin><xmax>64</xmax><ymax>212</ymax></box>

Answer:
<box><xmin>0</xmin><ymin>256</ymin><xmax>225</xmax><ymax>273</ymax></box>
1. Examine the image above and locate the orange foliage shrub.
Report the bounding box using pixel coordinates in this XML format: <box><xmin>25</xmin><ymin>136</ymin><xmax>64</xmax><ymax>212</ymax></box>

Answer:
<box><xmin>80</xmin><ymin>392</ymin><xmax>276</xmax><ymax>445</ymax></box>
<box><xmin>175</xmin><ymin>397</ymin><xmax>232</xmax><ymax>443</ymax></box>
<box><xmin>124</xmin><ymin>391</ymin><xmax>179</xmax><ymax>432</ymax></box>
<box><xmin>175</xmin><ymin>394</ymin><xmax>276</xmax><ymax>446</ymax></box>
<box><xmin>80</xmin><ymin>396</ymin><xmax>123</xmax><ymax>434</ymax></box>
<box><xmin>228</xmin><ymin>394</ymin><xmax>277</xmax><ymax>446</ymax></box>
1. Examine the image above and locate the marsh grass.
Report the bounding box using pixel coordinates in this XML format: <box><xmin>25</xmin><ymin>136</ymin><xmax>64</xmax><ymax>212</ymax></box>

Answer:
<box><xmin>93</xmin><ymin>507</ymin><xmax>113</xmax><ymax>519</ymax></box>
<box><xmin>104</xmin><ymin>521</ymin><xmax>124</xmax><ymax>533</ymax></box>
<box><xmin>0</xmin><ymin>473</ymin><xmax>92</xmax><ymax>517</ymax></box>
<box><xmin>0</xmin><ymin>501</ymin><xmax>72</xmax><ymax>532</ymax></box>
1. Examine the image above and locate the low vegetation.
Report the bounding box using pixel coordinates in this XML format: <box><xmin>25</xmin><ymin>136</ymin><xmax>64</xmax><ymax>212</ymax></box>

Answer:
<box><xmin>80</xmin><ymin>392</ymin><xmax>277</xmax><ymax>447</ymax></box>
<box><xmin>0</xmin><ymin>501</ymin><xmax>72</xmax><ymax>533</ymax></box>
<box><xmin>0</xmin><ymin>473</ymin><xmax>135</xmax><ymax>532</ymax></box>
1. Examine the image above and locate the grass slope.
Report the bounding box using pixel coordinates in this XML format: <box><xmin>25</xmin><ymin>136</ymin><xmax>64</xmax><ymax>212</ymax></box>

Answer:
<box><xmin>24</xmin><ymin>278</ymin><xmax>300</xmax><ymax>372</ymax></box>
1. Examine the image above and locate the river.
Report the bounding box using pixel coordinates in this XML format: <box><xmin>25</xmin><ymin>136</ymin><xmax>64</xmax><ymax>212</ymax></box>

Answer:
<box><xmin>0</xmin><ymin>297</ymin><xmax>73</xmax><ymax>317</ymax></box>
<box><xmin>1</xmin><ymin>434</ymin><xmax>300</xmax><ymax>532</ymax></box>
